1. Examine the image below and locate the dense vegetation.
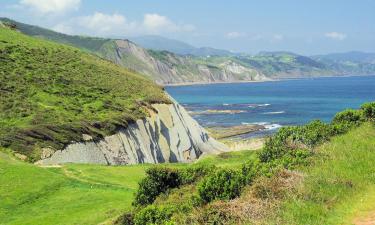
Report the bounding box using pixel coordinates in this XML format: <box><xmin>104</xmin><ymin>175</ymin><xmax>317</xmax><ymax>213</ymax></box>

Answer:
<box><xmin>0</xmin><ymin>27</ymin><xmax>169</xmax><ymax>161</ymax></box>
<box><xmin>118</xmin><ymin>102</ymin><xmax>375</xmax><ymax>225</ymax></box>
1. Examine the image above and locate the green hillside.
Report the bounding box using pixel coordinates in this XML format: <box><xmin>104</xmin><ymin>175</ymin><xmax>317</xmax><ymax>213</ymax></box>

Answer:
<box><xmin>0</xmin><ymin>17</ymin><xmax>109</xmax><ymax>52</ymax></box>
<box><xmin>275</xmin><ymin>122</ymin><xmax>375</xmax><ymax>224</ymax></box>
<box><xmin>3</xmin><ymin>18</ymin><xmax>375</xmax><ymax>85</ymax></box>
<box><xmin>0</xmin><ymin>26</ymin><xmax>169</xmax><ymax>161</ymax></box>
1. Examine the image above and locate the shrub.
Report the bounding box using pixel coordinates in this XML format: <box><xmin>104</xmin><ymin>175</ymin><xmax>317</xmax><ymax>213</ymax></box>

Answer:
<box><xmin>361</xmin><ymin>102</ymin><xmax>375</xmax><ymax>121</ymax></box>
<box><xmin>296</xmin><ymin>120</ymin><xmax>333</xmax><ymax>147</ymax></box>
<box><xmin>333</xmin><ymin>109</ymin><xmax>364</xmax><ymax>125</ymax></box>
<box><xmin>241</xmin><ymin>160</ymin><xmax>262</xmax><ymax>184</ymax></box>
<box><xmin>258</xmin><ymin>127</ymin><xmax>291</xmax><ymax>163</ymax></box>
<box><xmin>180</xmin><ymin>164</ymin><xmax>216</xmax><ymax>184</ymax></box>
<box><xmin>198</xmin><ymin>169</ymin><xmax>244</xmax><ymax>203</ymax></box>
<box><xmin>115</xmin><ymin>212</ymin><xmax>135</xmax><ymax>225</ymax></box>
<box><xmin>193</xmin><ymin>205</ymin><xmax>235</xmax><ymax>225</ymax></box>
<box><xmin>133</xmin><ymin>167</ymin><xmax>182</xmax><ymax>206</ymax></box>
<box><xmin>259</xmin><ymin>120</ymin><xmax>332</xmax><ymax>163</ymax></box>
<box><xmin>134</xmin><ymin>205</ymin><xmax>176</xmax><ymax>225</ymax></box>
<box><xmin>278</xmin><ymin>148</ymin><xmax>312</xmax><ymax>169</ymax></box>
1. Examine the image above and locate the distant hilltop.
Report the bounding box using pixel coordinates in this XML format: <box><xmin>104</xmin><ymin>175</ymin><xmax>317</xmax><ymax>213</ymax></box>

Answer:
<box><xmin>2</xmin><ymin>17</ymin><xmax>375</xmax><ymax>85</ymax></box>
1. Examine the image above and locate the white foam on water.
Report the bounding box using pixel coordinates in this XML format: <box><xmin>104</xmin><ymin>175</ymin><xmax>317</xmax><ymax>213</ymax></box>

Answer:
<box><xmin>262</xmin><ymin>111</ymin><xmax>285</xmax><ymax>115</ymax></box>
<box><xmin>241</xmin><ymin>122</ymin><xmax>282</xmax><ymax>130</ymax></box>
<box><xmin>264</xmin><ymin>123</ymin><xmax>282</xmax><ymax>130</ymax></box>
<box><xmin>248</xmin><ymin>103</ymin><xmax>270</xmax><ymax>108</ymax></box>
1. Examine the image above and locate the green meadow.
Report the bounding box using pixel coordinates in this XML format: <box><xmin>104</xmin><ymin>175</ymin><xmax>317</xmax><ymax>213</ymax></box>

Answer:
<box><xmin>0</xmin><ymin>148</ymin><xmax>256</xmax><ymax>225</ymax></box>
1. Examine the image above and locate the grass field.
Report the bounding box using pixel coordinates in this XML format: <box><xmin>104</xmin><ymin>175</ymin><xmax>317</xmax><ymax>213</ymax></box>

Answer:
<box><xmin>1</xmin><ymin>125</ymin><xmax>374</xmax><ymax>225</ymax></box>
<box><xmin>0</xmin><ymin>149</ymin><xmax>256</xmax><ymax>225</ymax></box>
<box><xmin>273</xmin><ymin>123</ymin><xmax>375</xmax><ymax>224</ymax></box>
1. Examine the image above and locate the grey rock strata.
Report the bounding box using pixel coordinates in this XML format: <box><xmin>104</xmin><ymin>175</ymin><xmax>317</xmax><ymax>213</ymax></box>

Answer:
<box><xmin>36</xmin><ymin>100</ymin><xmax>228</xmax><ymax>165</ymax></box>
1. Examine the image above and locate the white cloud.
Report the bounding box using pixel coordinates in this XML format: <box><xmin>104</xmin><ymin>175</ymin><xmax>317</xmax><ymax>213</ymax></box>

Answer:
<box><xmin>78</xmin><ymin>12</ymin><xmax>131</xmax><ymax>34</ymax></box>
<box><xmin>143</xmin><ymin>13</ymin><xmax>195</xmax><ymax>33</ymax></box>
<box><xmin>20</xmin><ymin>0</ymin><xmax>81</xmax><ymax>14</ymax></box>
<box><xmin>273</xmin><ymin>34</ymin><xmax>284</xmax><ymax>41</ymax></box>
<box><xmin>325</xmin><ymin>32</ymin><xmax>347</xmax><ymax>40</ymax></box>
<box><xmin>143</xmin><ymin>14</ymin><xmax>172</xmax><ymax>30</ymax></box>
<box><xmin>225</xmin><ymin>32</ymin><xmax>246</xmax><ymax>39</ymax></box>
<box><xmin>52</xmin><ymin>12</ymin><xmax>195</xmax><ymax>36</ymax></box>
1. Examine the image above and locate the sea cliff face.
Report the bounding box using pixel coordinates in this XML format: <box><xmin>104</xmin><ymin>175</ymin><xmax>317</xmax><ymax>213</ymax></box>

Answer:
<box><xmin>99</xmin><ymin>40</ymin><xmax>268</xmax><ymax>85</ymax></box>
<box><xmin>37</xmin><ymin>100</ymin><xmax>228</xmax><ymax>165</ymax></box>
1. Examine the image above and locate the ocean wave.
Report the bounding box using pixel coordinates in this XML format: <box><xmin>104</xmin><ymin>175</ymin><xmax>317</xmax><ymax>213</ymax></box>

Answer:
<box><xmin>191</xmin><ymin>109</ymin><xmax>246</xmax><ymax>115</ymax></box>
<box><xmin>264</xmin><ymin>123</ymin><xmax>282</xmax><ymax>130</ymax></box>
<box><xmin>262</xmin><ymin>111</ymin><xmax>285</xmax><ymax>115</ymax></box>
<box><xmin>241</xmin><ymin>122</ymin><xmax>282</xmax><ymax>130</ymax></box>
<box><xmin>248</xmin><ymin>103</ymin><xmax>271</xmax><ymax>108</ymax></box>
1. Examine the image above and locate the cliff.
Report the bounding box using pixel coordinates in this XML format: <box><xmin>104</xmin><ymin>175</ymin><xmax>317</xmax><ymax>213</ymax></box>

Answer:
<box><xmin>37</xmin><ymin>100</ymin><xmax>228</xmax><ymax>165</ymax></box>
<box><xmin>98</xmin><ymin>39</ymin><xmax>268</xmax><ymax>85</ymax></box>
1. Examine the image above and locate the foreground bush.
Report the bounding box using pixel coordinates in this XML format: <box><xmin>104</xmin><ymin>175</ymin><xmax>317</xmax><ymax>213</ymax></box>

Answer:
<box><xmin>134</xmin><ymin>205</ymin><xmax>176</xmax><ymax>225</ymax></box>
<box><xmin>180</xmin><ymin>164</ymin><xmax>216</xmax><ymax>184</ymax></box>
<box><xmin>133</xmin><ymin>167</ymin><xmax>182</xmax><ymax>206</ymax></box>
<box><xmin>258</xmin><ymin>120</ymin><xmax>332</xmax><ymax>163</ymax></box>
<box><xmin>361</xmin><ymin>102</ymin><xmax>375</xmax><ymax>121</ymax></box>
<box><xmin>198</xmin><ymin>169</ymin><xmax>244</xmax><ymax>203</ymax></box>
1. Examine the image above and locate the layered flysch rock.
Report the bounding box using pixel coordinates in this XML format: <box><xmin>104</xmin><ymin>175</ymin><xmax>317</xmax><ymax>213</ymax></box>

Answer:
<box><xmin>99</xmin><ymin>40</ymin><xmax>269</xmax><ymax>85</ymax></box>
<box><xmin>37</xmin><ymin>100</ymin><xmax>228</xmax><ymax>165</ymax></box>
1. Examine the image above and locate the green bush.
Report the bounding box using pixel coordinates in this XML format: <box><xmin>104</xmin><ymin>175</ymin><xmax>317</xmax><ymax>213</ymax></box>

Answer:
<box><xmin>241</xmin><ymin>160</ymin><xmax>261</xmax><ymax>184</ymax></box>
<box><xmin>297</xmin><ymin>120</ymin><xmax>333</xmax><ymax>147</ymax></box>
<box><xmin>194</xmin><ymin>205</ymin><xmax>235</xmax><ymax>225</ymax></box>
<box><xmin>259</xmin><ymin>120</ymin><xmax>332</xmax><ymax>163</ymax></box>
<box><xmin>361</xmin><ymin>102</ymin><xmax>375</xmax><ymax>121</ymax></box>
<box><xmin>198</xmin><ymin>169</ymin><xmax>244</xmax><ymax>203</ymax></box>
<box><xmin>115</xmin><ymin>212</ymin><xmax>135</xmax><ymax>225</ymax></box>
<box><xmin>134</xmin><ymin>205</ymin><xmax>176</xmax><ymax>225</ymax></box>
<box><xmin>333</xmin><ymin>109</ymin><xmax>364</xmax><ymax>125</ymax></box>
<box><xmin>133</xmin><ymin>167</ymin><xmax>182</xmax><ymax>206</ymax></box>
<box><xmin>180</xmin><ymin>164</ymin><xmax>216</xmax><ymax>184</ymax></box>
<box><xmin>258</xmin><ymin>127</ymin><xmax>291</xmax><ymax>163</ymax></box>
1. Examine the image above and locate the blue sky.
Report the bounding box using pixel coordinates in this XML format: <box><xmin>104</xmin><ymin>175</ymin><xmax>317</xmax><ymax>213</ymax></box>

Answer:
<box><xmin>1</xmin><ymin>0</ymin><xmax>374</xmax><ymax>55</ymax></box>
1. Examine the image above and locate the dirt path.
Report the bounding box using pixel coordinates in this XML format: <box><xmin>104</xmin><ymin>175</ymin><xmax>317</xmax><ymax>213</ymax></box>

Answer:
<box><xmin>353</xmin><ymin>210</ymin><xmax>375</xmax><ymax>225</ymax></box>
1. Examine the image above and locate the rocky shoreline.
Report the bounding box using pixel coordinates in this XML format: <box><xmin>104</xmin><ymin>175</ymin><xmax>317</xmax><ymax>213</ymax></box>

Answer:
<box><xmin>206</xmin><ymin>124</ymin><xmax>267</xmax><ymax>151</ymax></box>
<box><xmin>206</xmin><ymin>124</ymin><xmax>265</xmax><ymax>139</ymax></box>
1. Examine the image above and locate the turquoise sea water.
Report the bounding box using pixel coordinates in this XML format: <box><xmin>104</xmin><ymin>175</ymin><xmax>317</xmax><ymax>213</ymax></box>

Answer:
<box><xmin>166</xmin><ymin>76</ymin><xmax>375</xmax><ymax>137</ymax></box>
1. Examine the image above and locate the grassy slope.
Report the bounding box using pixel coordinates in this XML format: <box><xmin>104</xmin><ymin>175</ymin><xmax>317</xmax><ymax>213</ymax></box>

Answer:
<box><xmin>0</xmin><ymin>27</ymin><xmax>169</xmax><ymax>160</ymax></box>
<box><xmin>1</xmin><ymin>122</ymin><xmax>373</xmax><ymax>225</ymax></box>
<box><xmin>0</xmin><ymin>18</ymin><xmax>109</xmax><ymax>53</ymax></box>
<box><xmin>0</xmin><ymin>149</ymin><xmax>256</xmax><ymax>225</ymax></box>
<box><xmin>274</xmin><ymin>123</ymin><xmax>375</xmax><ymax>224</ymax></box>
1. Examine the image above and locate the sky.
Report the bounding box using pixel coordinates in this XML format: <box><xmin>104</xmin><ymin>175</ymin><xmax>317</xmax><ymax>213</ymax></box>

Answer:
<box><xmin>0</xmin><ymin>0</ymin><xmax>374</xmax><ymax>55</ymax></box>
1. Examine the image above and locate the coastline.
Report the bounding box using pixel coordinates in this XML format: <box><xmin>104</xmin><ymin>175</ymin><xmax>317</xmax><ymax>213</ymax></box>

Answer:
<box><xmin>163</xmin><ymin>74</ymin><xmax>375</xmax><ymax>87</ymax></box>
<box><xmin>162</xmin><ymin>78</ymin><xmax>275</xmax><ymax>87</ymax></box>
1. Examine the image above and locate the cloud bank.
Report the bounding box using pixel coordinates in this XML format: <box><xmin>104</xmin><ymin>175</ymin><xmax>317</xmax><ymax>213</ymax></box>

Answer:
<box><xmin>52</xmin><ymin>12</ymin><xmax>195</xmax><ymax>36</ymax></box>
<box><xmin>20</xmin><ymin>0</ymin><xmax>81</xmax><ymax>14</ymax></box>
<box><xmin>325</xmin><ymin>32</ymin><xmax>347</xmax><ymax>40</ymax></box>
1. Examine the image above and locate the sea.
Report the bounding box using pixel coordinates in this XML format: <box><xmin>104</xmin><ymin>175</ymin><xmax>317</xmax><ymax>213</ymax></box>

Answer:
<box><xmin>166</xmin><ymin>76</ymin><xmax>375</xmax><ymax>138</ymax></box>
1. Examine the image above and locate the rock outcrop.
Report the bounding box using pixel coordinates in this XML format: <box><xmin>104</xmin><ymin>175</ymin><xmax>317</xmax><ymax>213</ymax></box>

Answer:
<box><xmin>37</xmin><ymin>100</ymin><xmax>228</xmax><ymax>165</ymax></box>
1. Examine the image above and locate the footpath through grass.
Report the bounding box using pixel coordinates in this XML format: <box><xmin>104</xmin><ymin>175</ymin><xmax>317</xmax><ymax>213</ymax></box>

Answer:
<box><xmin>275</xmin><ymin>123</ymin><xmax>375</xmax><ymax>224</ymax></box>
<box><xmin>0</xmin><ymin>149</ymin><xmax>256</xmax><ymax>225</ymax></box>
